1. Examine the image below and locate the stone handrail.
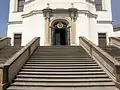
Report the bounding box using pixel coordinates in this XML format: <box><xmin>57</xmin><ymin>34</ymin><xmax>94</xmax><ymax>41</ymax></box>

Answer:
<box><xmin>0</xmin><ymin>37</ymin><xmax>11</xmax><ymax>49</ymax></box>
<box><xmin>79</xmin><ymin>37</ymin><xmax>120</xmax><ymax>88</ymax></box>
<box><xmin>109</xmin><ymin>37</ymin><xmax>120</xmax><ymax>49</ymax></box>
<box><xmin>0</xmin><ymin>37</ymin><xmax>40</xmax><ymax>90</ymax></box>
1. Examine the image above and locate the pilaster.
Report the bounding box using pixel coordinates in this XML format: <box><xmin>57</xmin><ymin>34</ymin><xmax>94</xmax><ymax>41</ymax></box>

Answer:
<box><xmin>102</xmin><ymin>0</ymin><xmax>105</xmax><ymax>10</ymax></box>
<box><xmin>68</xmin><ymin>8</ymin><xmax>78</xmax><ymax>45</ymax></box>
<box><xmin>43</xmin><ymin>8</ymin><xmax>52</xmax><ymax>46</ymax></box>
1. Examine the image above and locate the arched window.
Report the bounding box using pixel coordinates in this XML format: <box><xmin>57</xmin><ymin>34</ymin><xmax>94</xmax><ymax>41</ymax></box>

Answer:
<box><xmin>95</xmin><ymin>0</ymin><xmax>102</xmax><ymax>11</ymax></box>
<box><xmin>17</xmin><ymin>0</ymin><xmax>25</xmax><ymax>12</ymax></box>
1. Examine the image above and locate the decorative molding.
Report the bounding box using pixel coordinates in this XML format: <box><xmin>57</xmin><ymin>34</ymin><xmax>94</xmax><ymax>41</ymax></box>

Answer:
<box><xmin>25</xmin><ymin>0</ymin><xmax>35</xmax><ymax>5</ymax></box>
<box><xmin>43</xmin><ymin>8</ymin><xmax>52</xmax><ymax>19</ymax></box>
<box><xmin>24</xmin><ymin>0</ymin><xmax>95</xmax><ymax>5</ymax></box>
<box><xmin>68</xmin><ymin>8</ymin><xmax>78</xmax><ymax>20</ymax></box>
<box><xmin>78</xmin><ymin>10</ymin><xmax>97</xmax><ymax>18</ymax></box>
<box><xmin>86</xmin><ymin>0</ymin><xmax>95</xmax><ymax>5</ymax></box>
<box><xmin>8</xmin><ymin>21</ymin><xmax>23</xmax><ymax>25</ymax></box>
<box><xmin>21</xmin><ymin>10</ymin><xmax>42</xmax><ymax>18</ymax></box>
<box><xmin>22</xmin><ymin>9</ymin><xmax>97</xmax><ymax>18</ymax></box>
<box><xmin>97</xmin><ymin>21</ymin><xmax>112</xmax><ymax>24</ymax></box>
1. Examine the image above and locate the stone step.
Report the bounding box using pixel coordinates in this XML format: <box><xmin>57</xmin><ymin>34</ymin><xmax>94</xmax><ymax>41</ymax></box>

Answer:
<box><xmin>34</xmin><ymin>53</ymin><xmax>88</xmax><ymax>55</ymax></box>
<box><xmin>19</xmin><ymin>71</ymin><xmax>106</xmax><ymax>75</ymax></box>
<box><xmin>30</xmin><ymin>56</ymin><xmax>91</xmax><ymax>58</ymax></box>
<box><xmin>29</xmin><ymin>57</ymin><xmax>92</xmax><ymax>60</ymax></box>
<box><xmin>0</xmin><ymin>46</ymin><xmax>23</xmax><ymax>64</ymax></box>
<box><xmin>32</xmin><ymin>55</ymin><xmax>88</xmax><ymax>57</ymax></box>
<box><xmin>35</xmin><ymin>49</ymin><xmax>84</xmax><ymax>51</ymax></box>
<box><xmin>31</xmin><ymin>56</ymin><xmax>91</xmax><ymax>58</ymax></box>
<box><xmin>36</xmin><ymin>48</ymin><xmax>82</xmax><ymax>49</ymax></box>
<box><xmin>25</xmin><ymin>63</ymin><xmax>98</xmax><ymax>66</ymax></box>
<box><xmin>23</xmin><ymin>66</ymin><xmax>101</xmax><ymax>69</ymax></box>
<box><xmin>14</xmin><ymin>78</ymin><xmax>112</xmax><ymax>82</ymax></box>
<box><xmin>28</xmin><ymin>60</ymin><xmax>94</xmax><ymax>63</ymax></box>
<box><xmin>17</xmin><ymin>74</ymin><xmax>109</xmax><ymax>79</ymax></box>
<box><xmin>33</xmin><ymin>51</ymin><xmax>87</xmax><ymax>53</ymax></box>
<box><xmin>10</xmin><ymin>82</ymin><xmax>115</xmax><ymax>87</ymax></box>
<box><xmin>35</xmin><ymin>50</ymin><xmax>86</xmax><ymax>52</ymax></box>
<box><xmin>0</xmin><ymin>59</ymin><xmax>6</xmax><ymax>62</ymax></box>
<box><xmin>34</xmin><ymin>51</ymin><xmax>84</xmax><ymax>53</ymax></box>
<box><xmin>21</xmin><ymin>68</ymin><xmax>103</xmax><ymax>72</ymax></box>
<box><xmin>28</xmin><ymin>59</ymin><xmax>93</xmax><ymax>61</ymax></box>
<box><xmin>38</xmin><ymin>46</ymin><xmax>80</xmax><ymax>47</ymax></box>
<box><xmin>26</xmin><ymin>62</ymin><xmax>96</xmax><ymax>64</ymax></box>
<box><xmin>7</xmin><ymin>86</ymin><xmax>118</xmax><ymax>90</ymax></box>
<box><xmin>7</xmin><ymin>46</ymin><xmax>117</xmax><ymax>89</ymax></box>
<box><xmin>102</xmin><ymin>46</ymin><xmax>120</xmax><ymax>58</ymax></box>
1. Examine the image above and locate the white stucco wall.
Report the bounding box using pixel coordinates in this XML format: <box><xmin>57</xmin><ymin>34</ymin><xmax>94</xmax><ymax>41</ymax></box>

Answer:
<box><xmin>22</xmin><ymin>14</ymin><xmax>45</xmax><ymax>46</ymax></box>
<box><xmin>8</xmin><ymin>0</ymin><xmax>114</xmax><ymax>46</ymax></box>
<box><xmin>76</xmin><ymin>14</ymin><xmax>90</xmax><ymax>45</ymax></box>
<box><xmin>7</xmin><ymin>23</ymin><xmax>23</xmax><ymax>46</ymax></box>
<box><xmin>95</xmin><ymin>23</ymin><xmax>113</xmax><ymax>45</ymax></box>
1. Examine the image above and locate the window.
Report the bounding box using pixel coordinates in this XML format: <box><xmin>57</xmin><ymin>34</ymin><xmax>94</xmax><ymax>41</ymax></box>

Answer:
<box><xmin>98</xmin><ymin>33</ymin><xmax>106</xmax><ymax>47</ymax></box>
<box><xmin>14</xmin><ymin>33</ymin><xmax>22</xmax><ymax>46</ymax></box>
<box><xmin>95</xmin><ymin>0</ymin><xmax>102</xmax><ymax>11</ymax></box>
<box><xmin>17</xmin><ymin>0</ymin><xmax>25</xmax><ymax>12</ymax></box>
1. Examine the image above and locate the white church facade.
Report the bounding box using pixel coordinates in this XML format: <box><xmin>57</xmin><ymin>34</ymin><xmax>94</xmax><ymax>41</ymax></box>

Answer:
<box><xmin>7</xmin><ymin>0</ymin><xmax>114</xmax><ymax>46</ymax></box>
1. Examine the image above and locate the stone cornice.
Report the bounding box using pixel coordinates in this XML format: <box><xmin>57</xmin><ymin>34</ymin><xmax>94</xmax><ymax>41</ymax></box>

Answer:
<box><xmin>25</xmin><ymin>0</ymin><xmax>35</xmax><ymax>5</ymax></box>
<box><xmin>97</xmin><ymin>21</ymin><xmax>112</xmax><ymax>24</ymax></box>
<box><xmin>78</xmin><ymin>10</ymin><xmax>97</xmax><ymax>18</ymax></box>
<box><xmin>21</xmin><ymin>10</ymin><xmax>42</xmax><ymax>18</ymax></box>
<box><xmin>24</xmin><ymin>0</ymin><xmax>95</xmax><ymax>5</ymax></box>
<box><xmin>8</xmin><ymin>21</ymin><xmax>23</xmax><ymax>25</ymax></box>
<box><xmin>86</xmin><ymin>0</ymin><xmax>95</xmax><ymax>5</ymax></box>
<box><xmin>22</xmin><ymin>9</ymin><xmax>97</xmax><ymax>18</ymax></box>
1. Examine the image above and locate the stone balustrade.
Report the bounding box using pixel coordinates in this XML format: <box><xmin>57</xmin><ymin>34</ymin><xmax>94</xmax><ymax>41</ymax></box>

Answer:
<box><xmin>109</xmin><ymin>37</ymin><xmax>120</xmax><ymax>49</ymax></box>
<box><xmin>0</xmin><ymin>37</ymin><xmax>40</xmax><ymax>90</ymax></box>
<box><xmin>79</xmin><ymin>37</ymin><xmax>120</xmax><ymax>89</ymax></box>
<box><xmin>0</xmin><ymin>37</ymin><xmax>11</xmax><ymax>49</ymax></box>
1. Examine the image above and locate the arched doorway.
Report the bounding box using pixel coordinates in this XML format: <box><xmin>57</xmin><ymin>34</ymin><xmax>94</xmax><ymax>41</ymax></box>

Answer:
<box><xmin>51</xmin><ymin>21</ymin><xmax>70</xmax><ymax>45</ymax></box>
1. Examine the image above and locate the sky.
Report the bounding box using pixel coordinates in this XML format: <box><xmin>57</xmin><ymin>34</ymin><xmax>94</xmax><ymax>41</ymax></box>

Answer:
<box><xmin>0</xmin><ymin>0</ymin><xmax>120</xmax><ymax>37</ymax></box>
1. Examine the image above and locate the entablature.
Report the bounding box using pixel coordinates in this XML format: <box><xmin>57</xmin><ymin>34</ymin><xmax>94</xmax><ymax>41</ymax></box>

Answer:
<box><xmin>22</xmin><ymin>9</ymin><xmax>97</xmax><ymax>19</ymax></box>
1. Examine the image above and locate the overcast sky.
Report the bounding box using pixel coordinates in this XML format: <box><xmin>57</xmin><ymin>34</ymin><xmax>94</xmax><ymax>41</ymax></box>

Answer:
<box><xmin>0</xmin><ymin>0</ymin><xmax>120</xmax><ymax>37</ymax></box>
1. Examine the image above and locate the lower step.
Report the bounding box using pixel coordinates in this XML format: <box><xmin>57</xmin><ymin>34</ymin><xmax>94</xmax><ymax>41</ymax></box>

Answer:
<box><xmin>21</xmin><ymin>68</ymin><xmax>103</xmax><ymax>72</ymax></box>
<box><xmin>15</xmin><ymin>78</ymin><xmax>112</xmax><ymax>82</ymax></box>
<box><xmin>7</xmin><ymin>86</ymin><xmax>118</xmax><ymax>90</ymax></box>
<box><xmin>23</xmin><ymin>66</ymin><xmax>101</xmax><ymax>69</ymax></box>
<box><xmin>17</xmin><ymin>74</ymin><xmax>109</xmax><ymax>78</ymax></box>
<box><xmin>10</xmin><ymin>82</ymin><xmax>115</xmax><ymax>87</ymax></box>
<box><xmin>19</xmin><ymin>71</ymin><xmax>106</xmax><ymax>75</ymax></box>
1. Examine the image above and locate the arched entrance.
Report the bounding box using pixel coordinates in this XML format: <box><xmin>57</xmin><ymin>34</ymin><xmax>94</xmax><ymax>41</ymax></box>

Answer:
<box><xmin>51</xmin><ymin>20</ymin><xmax>70</xmax><ymax>45</ymax></box>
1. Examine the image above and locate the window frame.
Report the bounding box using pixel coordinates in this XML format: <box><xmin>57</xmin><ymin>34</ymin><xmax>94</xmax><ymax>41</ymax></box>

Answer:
<box><xmin>17</xmin><ymin>0</ymin><xmax>25</xmax><ymax>12</ymax></box>
<box><xmin>95</xmin><ymin>0</ymin><xmax>103</xmax><ymax>11</ymax></box>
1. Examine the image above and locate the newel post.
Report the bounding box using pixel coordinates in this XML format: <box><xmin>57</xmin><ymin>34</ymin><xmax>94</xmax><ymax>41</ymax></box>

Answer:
<box><xmin>114</xmin><ymin>65</ymin><xmax>120</xmax><ymax>88</ymax></box>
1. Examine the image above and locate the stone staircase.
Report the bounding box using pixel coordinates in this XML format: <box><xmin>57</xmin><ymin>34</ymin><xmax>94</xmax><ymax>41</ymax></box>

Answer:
<box><xmin>0</xmin><ymin>46</ymin><xmax>23</xmax><ymax>64</ymax></box>
<box><xmin>7</xmin><ymin>46</ymin><xmax>117</xmax><ymax>90</ymax></box>
<box><xmin>102</xmin><ymin>46</ymin><xmax>120</xmax><ymax>62</ymax></box>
